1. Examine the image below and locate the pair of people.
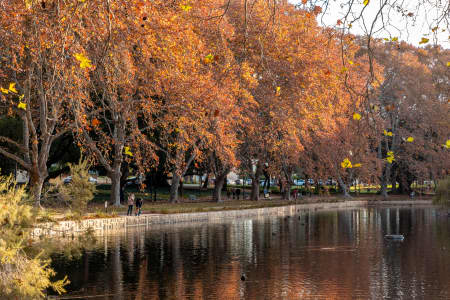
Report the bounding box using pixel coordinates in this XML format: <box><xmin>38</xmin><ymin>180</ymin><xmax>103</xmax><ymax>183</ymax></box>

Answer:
<box><xmin>127</xmin><ymin>193</ymin><xmax>143</xmax><ymax>216</ymax></box>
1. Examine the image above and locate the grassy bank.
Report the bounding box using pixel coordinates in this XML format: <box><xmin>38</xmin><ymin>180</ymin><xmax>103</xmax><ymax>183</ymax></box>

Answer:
<box><xmin>45</xmin><ymin>192</ymin><xmax>432</xmax><ymax>221</ymax></box>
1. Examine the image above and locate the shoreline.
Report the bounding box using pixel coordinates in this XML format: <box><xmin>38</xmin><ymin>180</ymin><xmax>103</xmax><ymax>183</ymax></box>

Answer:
<box><xmin>33</xmin><ymin>199</ymin><xmax>434</xmax><ymax>237</ymax></box>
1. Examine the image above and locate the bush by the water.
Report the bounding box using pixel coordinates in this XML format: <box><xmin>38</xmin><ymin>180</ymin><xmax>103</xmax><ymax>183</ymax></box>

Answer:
<box><xmin>0</xmin><ymin>174</ymin><xmax>68</xmax><ymax>299</ymax></box>
<box><xmin>433</xmin><ymin>177</ymin><xmax>450</xmax><ymax>206</ymax></box>
<box><xmin>47</xmin><ymin>157</ymin><xmax>96</xmax><ymax>216</ymax></box>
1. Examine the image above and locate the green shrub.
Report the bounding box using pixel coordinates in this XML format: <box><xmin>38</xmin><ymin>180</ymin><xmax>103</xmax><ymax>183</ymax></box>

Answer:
<box><xmin>53</xmin><ymin>157</ymin><xmax>96</xmax><ymax>216</ymax></box>
<box><xmin>433</xmin><ymin>177</ymin><xmax>450</xmax><ymax>206</ymax></box>
<box><xmin>0</xmin><ymin>174</ymin><xmax>68</xmax><ymax>299</ymax></box>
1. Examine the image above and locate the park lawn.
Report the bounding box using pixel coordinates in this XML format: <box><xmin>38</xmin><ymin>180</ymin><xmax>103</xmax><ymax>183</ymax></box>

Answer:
<box><xmin>42</xmin><ymin>191</ymin><xmax>428</xmax><ymax>221</ymax></box>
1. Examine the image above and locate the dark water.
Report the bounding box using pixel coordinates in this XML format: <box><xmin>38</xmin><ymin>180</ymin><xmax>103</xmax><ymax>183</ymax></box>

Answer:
<box><xmin>50</xmin><ymin>206</ymin><xmax>450</xmax><ymax>299</ymax></box>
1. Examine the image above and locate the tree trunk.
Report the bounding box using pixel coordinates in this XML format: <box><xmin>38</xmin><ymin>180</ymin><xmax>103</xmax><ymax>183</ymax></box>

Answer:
<box><xmin>179</xmin><ymin>179</ymin><xmax>183</xmax><ymax>198</ymax></box>
<box><xmin>170</xmin><ymin>173</ymin><xmax>181</xmax><ymax>203</ymax></box>
<box><xmin>110</xmin><ymin>169</ymin><xmax>122</xmax><ymax>206</ymax></box>
<box><xmin>380</xmin><ymin>164</ymin><xmax>391</xmax><ymax>198</ymax></box>
<box><xmin>390</xmin><ymin>173</ymin><xmax>397</xmax><ymax>195</ymax></box>
<box><xmin>213</xmin><ymin>174</ymin><xmax>227</xmax><ymax>203</ymax></box>
<box><xmin>31</xmin><ymin>175</ymin><xmax>45</xmax><ymax>207</ymax></box>
<box><xmin>250</xmin><ymin>179</ymin><xmax>259</xmax><ymax>201</ymax></box>
<box><xmin>202</xmin><ymin>173</ymin><xmax>209</xmax><ymax>189</ymax></box>
<box><xmin>337</xmin><ymin>176</ymin><xmax>351</xmax><ymax>198</ymax></box>
<box><xmin>283</xmin><ymin>183</ymin><xmax>291</xmax><ymax>200</ymax></box>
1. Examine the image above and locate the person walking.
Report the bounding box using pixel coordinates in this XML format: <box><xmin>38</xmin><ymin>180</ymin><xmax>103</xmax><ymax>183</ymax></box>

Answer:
<box><xmin>135</xmin><ymin>197</ymin><xmax>143</xmax><ymax>216</ymax></box>
<box><xmin>127</xmin><ymin>193</ymin><xmax>135</xmax><ymax>216</ymax></box>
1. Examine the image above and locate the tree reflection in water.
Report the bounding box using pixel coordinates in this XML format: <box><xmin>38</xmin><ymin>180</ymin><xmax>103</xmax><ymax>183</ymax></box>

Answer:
<box><xmin>49</xmin><ymin>207</ymin><xmax>450</xmax><ymax>299</ymax></box>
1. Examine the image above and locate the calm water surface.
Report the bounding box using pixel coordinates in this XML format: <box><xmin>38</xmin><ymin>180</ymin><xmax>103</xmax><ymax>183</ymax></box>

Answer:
<box><xmin>50</xmin><ymin>206</ymin><xmax>450</xmax><ymax>299</ymax></box>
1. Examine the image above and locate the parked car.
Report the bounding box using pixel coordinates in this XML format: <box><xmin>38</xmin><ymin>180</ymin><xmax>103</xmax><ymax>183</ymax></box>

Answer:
<box><xmin>294</xmin><ymin>179</ymin><xmax>305</xmax><ymax>186</ymax></box>
<box><xmin>63</xmin><ymin>176</ymin><xmax>72</xmax><ymax>184</ymax></box>
<box><xmin>63</xmin><ymin>176</ymin><xmax>97</xmax><ymax>184</ymax></box>
<box><xmin>124</xmin><ymin>177</ymin><xmax>140</xmax><ymax>186</ymax></box>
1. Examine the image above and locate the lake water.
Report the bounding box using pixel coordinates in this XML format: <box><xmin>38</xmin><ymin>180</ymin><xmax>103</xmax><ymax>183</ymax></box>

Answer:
<box><xmin>50</xmin><ymin>206</ymin><xmax>450</xmax><ymax>299</ymax></box>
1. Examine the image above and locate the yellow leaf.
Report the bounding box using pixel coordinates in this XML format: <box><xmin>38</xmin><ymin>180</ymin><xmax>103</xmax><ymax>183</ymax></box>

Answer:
<box><xmin>447</xmin><ymin>62</ymin><xmax>450</xmax><ymax>67</ymax></box>
<box><xmin>204</xmin><ymin>53</ymin><xmax>213</xmax><ymax>64</ymax></box>
<box><xmin>363</xmin><ymin>0</ymin><xmax>369</xmax><ymax>6</ymax></box>
<box><xmin>180</xmin><ymin>4</ymin><xmax>192</xmax><ymax>11</ymax></box>
<box><xmin>406</xmin><ymin>137</ymin><xmax>414</xmax><ymax>142</ymax></box>
<box><xmin>25</xmin><ymin>0</ymin><xmax>32</xmax><ymax>9</ymax></box>
<box><xmin>18</xmin><ymin>102</ymin><xmax>27</xmax><ymax>110</ymax></box>
<box><xmin>9</xmin><ymin>83</ymin><xmax>18</xmax><ymax>93</ymax></box>
<box><xmin>386</xmin><ymin>151</ymin><xmax>395</xmax><ymax>163</ymax></box>
<box><xmin>445</xmin><ymin>140</ymin><xmax>450</xmax><ymax>149</ymax></box>
<box><xmin>353</xmin><ymin>163</ymin><xmax>362</xmax><ymax>168</ymax></box>
<box><xmin>419</xmin><ymin>37</ymin><xmax>429</xmax><ymax>45</ymax></box>
<box><xmin>391</xmin><ymin>37</ymin><xmax>398</xmax><ymax>42</ymax></box>
<box><xmin>341</xmin><ymin>67</ymin><xmax>348</xmax><ymax>73</ymax></box>
<box><xmin>341</xmin><ymin>158</ymin><xmax>352</xmax><ymax>169</ymax></box>
<box><xmin>384</xmin><ymin>130</ymin><xmax>393</xmax><ymax>136</ymax></box>
<box><xmin>19</xmin><ymin>94</ymin><xmax>24</xmax><ymax>100</ymax></box>
<box><xmin>370</xmin><ymin>103</ymin><xmax>379</xmax><ymax>112</ymax></box>
<box><xmin>384</xmin><ymin>38</ymin><xmax>389</xmax><ymax>41</ymax></box>
<box><xmin>124</xmin><ymin>146</ymin><xmax>133</xmax><ymax>157</ymax></box>
<box><xmin>74</xmin><ymin>53</ymin><xmax>92</xmax><ymax>69</ymax></box>
<box><xmin>1</xmin><ymin>87</ymin><xmax>8</xmax><ymax>94</ymax></box>
<box><xmin>276</xmin><ymin>86</ymin><xmax>281</xmax><ymax>96</ymax></box>
<box><xmin>348</xmin><ymin>60</ymin><xmax>354</xmax><ymax>65</ymax></box>
<box><xmin>353</xmin><ymin>113</ymin><xmax>361</xmax><ymax>120</ymax></box>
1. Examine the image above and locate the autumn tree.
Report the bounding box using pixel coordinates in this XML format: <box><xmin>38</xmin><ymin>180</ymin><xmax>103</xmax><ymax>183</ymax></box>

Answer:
<box><xmin>370</xmin><ymin>42</ymin><xmax>449</xmax><ymax>196</ymax></box>
<box><xmin>66</xmin><ymin>0</ymin><xmax>167</xmax><ymax>206</ymax></box>
<box><xmin>140</xmin><ymin>0</ymin><xmax>244</xmax><ymax>203</ymax></box>
<box><xmin>0</xmin><ymin>0</ymin><xmax>90</xmax><ymax>206</ymax></box>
